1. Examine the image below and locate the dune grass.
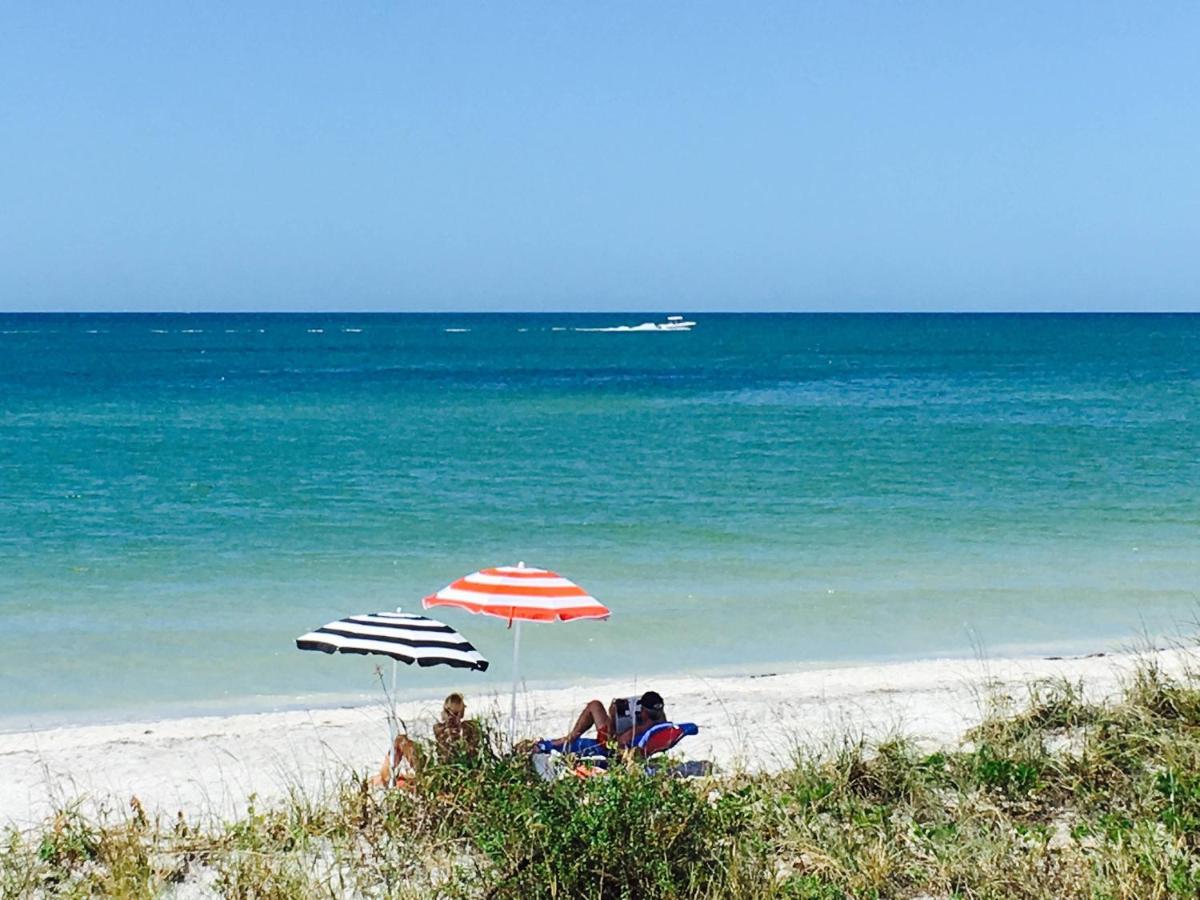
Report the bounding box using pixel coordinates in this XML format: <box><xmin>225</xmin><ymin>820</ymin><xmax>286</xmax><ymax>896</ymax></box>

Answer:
<box><xmin>4</xmin><ymin>656</ymin><xmax>1199</xmax><ymax>898</ymax></box>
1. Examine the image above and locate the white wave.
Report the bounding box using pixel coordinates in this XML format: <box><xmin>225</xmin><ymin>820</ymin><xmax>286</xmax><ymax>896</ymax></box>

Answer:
<box><xmin>444</xmin><ymin>328</ymin><xmax>470</xmax><ymax>333</ymax></box>
<box><xmin>307</xmin><ymin>328</ymin><xmax>324</xmax><ymax>334</ymax></box>
<box><xmin>551</xmin><ymin>327</ymin><xmax>567</xmax><ymax>332</ymax></box>
<box><xmin>343</xmin><ymin>328</ymin><xmax>363</xmax><ymax>333</ymax></box>
<box><xmin>180</xmin><ymin>329</ymin><xmax>204</xmax><ymax>334</ymax></box>
<box><xmin>150</xmin><ymin>329</ymin><xmax>168</xmax><ymax>333</ymax></box>
<box><xmin>575</xmin><ymin>324</ymin><xmax>681</xmax><ymax>333</ymax></box>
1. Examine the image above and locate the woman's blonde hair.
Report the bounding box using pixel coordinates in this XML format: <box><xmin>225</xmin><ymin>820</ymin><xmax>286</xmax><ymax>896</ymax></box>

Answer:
<box><xmin>442</xmin><ymin>692</ymin><xmax>466</xmax><ymax>719</ymax></box>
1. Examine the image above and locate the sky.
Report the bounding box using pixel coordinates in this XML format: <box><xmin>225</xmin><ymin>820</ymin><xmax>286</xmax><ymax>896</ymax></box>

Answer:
<box><xmin>1</xmin><ymin>2</ymin><xmax>1198</xmax><ymax>312</ymax></box>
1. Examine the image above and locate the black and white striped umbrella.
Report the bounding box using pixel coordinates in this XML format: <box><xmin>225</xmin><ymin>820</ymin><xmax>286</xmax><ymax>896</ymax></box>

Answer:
<box><xmin>296</xmin><ymin>611</ymin><xmax>489</xmax><ymax>671</ymax></box>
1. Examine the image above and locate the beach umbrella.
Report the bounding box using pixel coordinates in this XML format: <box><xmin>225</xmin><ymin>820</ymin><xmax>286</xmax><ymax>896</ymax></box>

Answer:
<box><xmin>297</xmin><ymin>610</ymin><xmax>489</xmax><ymax>671</ymax></box>
<box><xmin>423</xmin><ymin>562</ymin><xmax>609</xmax><ymax>743</ymax></box>
<box><xmin>296</xmin><ymin>610</ymin><xmax>488</xmax><ymax>738</ymax></box>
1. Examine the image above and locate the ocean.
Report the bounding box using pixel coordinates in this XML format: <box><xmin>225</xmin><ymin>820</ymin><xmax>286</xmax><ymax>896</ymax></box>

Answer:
<box><xmin>1</xmin><ymin>313</ymin><xmax>1197</xmax><ymax>728</ymax></box>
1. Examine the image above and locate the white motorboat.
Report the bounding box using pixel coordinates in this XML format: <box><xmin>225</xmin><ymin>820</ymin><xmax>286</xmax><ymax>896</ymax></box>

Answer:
<box><xmin>576</xmin><ymin>315</ymin><xmax>696</xmax><ymax>333</ymax></box>
<box><xmin>657</xmin><ymin>315</ymin><xmax>696</xmax><ymax>331</ymax></box>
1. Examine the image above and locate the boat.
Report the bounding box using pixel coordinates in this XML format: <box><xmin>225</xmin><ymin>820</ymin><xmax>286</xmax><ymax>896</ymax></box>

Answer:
<box><xmin>657</xmin><ymin>315</ymin><xmax>696</xmax><ymax>331</ymax></box>
<box><xmin>575</xmin><ymin>315</ymin><xmax>696</xmax><ymax>333</ymax></box>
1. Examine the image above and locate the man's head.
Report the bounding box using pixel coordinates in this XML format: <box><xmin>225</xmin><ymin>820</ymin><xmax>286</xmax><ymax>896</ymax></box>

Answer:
<box><xmin>639</xmin><ymin>690</ymin><xmax>666</xmax><ymax>723</ymax></box>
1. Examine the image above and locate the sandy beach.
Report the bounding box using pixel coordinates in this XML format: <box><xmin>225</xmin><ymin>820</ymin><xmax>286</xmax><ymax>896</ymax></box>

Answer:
<box><xmin>2</xmin><ymin>646</ymin><xmax>1190</xmax><ymax>832</ymax></box>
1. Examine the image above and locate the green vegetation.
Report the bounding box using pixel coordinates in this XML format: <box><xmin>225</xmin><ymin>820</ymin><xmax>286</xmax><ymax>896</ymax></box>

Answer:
<box><xmin>4</xmin><ymin>658</ymin><xmax>1200</xmax><ymax>898</ymax></box>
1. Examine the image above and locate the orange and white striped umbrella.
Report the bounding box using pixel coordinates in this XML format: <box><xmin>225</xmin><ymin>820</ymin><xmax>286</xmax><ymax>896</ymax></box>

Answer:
<box><xmin>422</xmin><ymin>562</ymin><xmax>609</xmax><ymax>745</ymax></box>
<box><xmin>423</xmin><ymin>564</ymin><xmax>610</xmax><ymax>624</ymax></box>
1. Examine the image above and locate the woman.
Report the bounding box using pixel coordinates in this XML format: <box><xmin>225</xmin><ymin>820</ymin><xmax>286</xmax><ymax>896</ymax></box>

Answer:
<box><xmin>375</xmin><ymin>692</ymin><xmax>482</xmax><ymax>786</ymax></box>
<box><xmin>432</xmin><ymin>692</ymin><xmax>481</xmax><ymax>762</ymax></box>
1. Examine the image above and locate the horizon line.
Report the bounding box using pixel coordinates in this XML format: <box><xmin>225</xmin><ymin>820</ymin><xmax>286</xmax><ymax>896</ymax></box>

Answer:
<box><xmin>2</xmin><ymin>309</ymin><xmax>1198</xmax><ymax>316</ymax></box>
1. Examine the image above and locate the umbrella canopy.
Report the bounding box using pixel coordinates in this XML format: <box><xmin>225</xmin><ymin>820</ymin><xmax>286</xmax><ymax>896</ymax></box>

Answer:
<box><xmin>296</xmin><ymin>610</ymin><xmax>489</xmax><ymax>671</ymax></box>
<box><xmin>423</xmin><ymin>564</ymin><xmax>610</xmax><ymax>623</ymax></box>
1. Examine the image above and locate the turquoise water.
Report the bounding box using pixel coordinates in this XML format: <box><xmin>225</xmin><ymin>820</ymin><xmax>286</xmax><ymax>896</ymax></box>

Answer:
<box><xmin>2</xmin><ymin>313</ymin><xmax>1197</xmax><ymax>727</ymax></box>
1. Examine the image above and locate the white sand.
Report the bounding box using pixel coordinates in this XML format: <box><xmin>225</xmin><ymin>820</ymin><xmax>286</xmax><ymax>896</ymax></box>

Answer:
<box><xmin>1</xmin><ymin>647</ymin><xmax>1191</xmax><ymax>831</ymax></box>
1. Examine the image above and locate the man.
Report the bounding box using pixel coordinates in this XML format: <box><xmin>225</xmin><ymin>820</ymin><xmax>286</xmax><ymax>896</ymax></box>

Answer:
<box><xmin>556</xmin><ymin>690</ymin><xmax>667</xmax><ymax>749</ymax></box>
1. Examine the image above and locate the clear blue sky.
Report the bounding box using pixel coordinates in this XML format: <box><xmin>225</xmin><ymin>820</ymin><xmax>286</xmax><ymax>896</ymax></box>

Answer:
<box><xmin>2</xmin><ymin>2</ymin><xmax>1197</xmax><ymax>312</ymax></box>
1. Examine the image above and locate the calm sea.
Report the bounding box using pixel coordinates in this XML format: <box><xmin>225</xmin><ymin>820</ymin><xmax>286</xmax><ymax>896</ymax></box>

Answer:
<box><xmin>1</xmin><ymin>313</ymin><xmax>1197</xmax><ymax>727</ymax></box>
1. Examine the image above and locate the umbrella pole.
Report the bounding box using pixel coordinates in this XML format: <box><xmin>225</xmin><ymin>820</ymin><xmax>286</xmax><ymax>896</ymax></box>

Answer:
<box><xmin>509</xmin><ymin>620</ymin><xmax>522</xmax><ymax>747</ymax></box>
<box><xmin>386</xmin><ymin>658</ymin><xmax>399</xmax><ymax>778</ymax></box>
<box><xmin>390</xmin><ymin>659</ymin><xmax>398</xmax><ymax>741</ymax></box>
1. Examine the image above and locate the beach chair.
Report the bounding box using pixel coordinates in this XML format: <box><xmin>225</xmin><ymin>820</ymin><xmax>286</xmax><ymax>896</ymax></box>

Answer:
<box><xmin>532</xmin><ymin>722</ymin><xmax>702</xmax><ymax>779</ymax></box>
<box><xmin>632</xmin><ymin>722</ymin><xmax>700</xmax><ymax>756</ymax></box>
<box><xmin>535</xmin><ymin>722</ymin><xmax>698</xmax><ymax>757</ymax></box>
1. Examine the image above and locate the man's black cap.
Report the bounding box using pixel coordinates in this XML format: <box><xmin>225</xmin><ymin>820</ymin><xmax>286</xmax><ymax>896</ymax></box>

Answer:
<box><xmin>639</xmin><ymin>690</ymin><xmax>664</xmax><ymax>711</ymax></box>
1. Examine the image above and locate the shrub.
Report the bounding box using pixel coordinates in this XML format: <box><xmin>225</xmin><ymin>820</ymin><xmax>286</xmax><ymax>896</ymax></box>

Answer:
<box><xmin>5</xmin><ymin>656</ymin><xmax>1200</xmax><ymax>898</ymax></box>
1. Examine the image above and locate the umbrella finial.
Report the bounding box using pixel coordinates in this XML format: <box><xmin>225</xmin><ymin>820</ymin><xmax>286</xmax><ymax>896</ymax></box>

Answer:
<box><xmin>517</xmin><ymin>560</ymin><xmax>525</xmax><ymax>569</ymax></box>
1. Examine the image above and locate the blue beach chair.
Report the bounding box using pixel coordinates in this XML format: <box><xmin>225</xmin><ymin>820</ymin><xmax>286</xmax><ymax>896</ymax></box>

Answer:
<box><xmin>534</xmin><ymin>722</ymin><xmax>701</xmax><ymax>772</ymax></box>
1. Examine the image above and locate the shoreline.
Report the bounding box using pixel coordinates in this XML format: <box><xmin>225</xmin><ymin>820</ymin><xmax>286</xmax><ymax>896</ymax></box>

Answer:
<box><xmin>0</xmin><ymin>630</ymin><xmax>1150</xmax><ymax>736</ymax></box>
<box><xmin>3</xmin><ymin>644</ymin><xmax>1193</xmax><ymax>831</ymax></box>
